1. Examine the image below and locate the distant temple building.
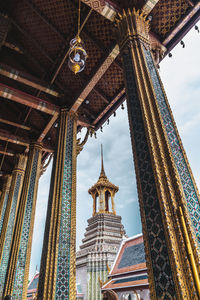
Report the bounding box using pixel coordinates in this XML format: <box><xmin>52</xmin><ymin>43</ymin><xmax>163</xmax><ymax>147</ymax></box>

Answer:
<box><xmin>76</xmin><ymin>148</ymin><xmax>126</xmax><ymax>300</ymax></box>
<box><xmin>27</xmin><ymin>271</ymin><xmax>39</xmax><ymax>300</ymax></box>
<box><xmin>102</xmin><ymin>234</ymin><xmax>149</xmax><ymax>300</ymax></box>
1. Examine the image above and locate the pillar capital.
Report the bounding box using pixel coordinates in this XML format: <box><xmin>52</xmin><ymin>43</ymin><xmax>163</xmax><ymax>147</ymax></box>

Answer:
<box><xmin>115</xmin><ymin>9</ymin><xmax>150</xmax><ymax>51</ymax></box>
<box><xmin>61</xmin><ymin>107</ymin><xmax>78</xmax><ymax>119</ymax></box>
<box><xmin>29</xmin><ymin>142</ymin><xmax>43</xmax><ymax>151</ymax></box>
<box><xmin>13</xmin><ymin>154</ymin><xmax>27</xmax><ymax>174</ymax></box>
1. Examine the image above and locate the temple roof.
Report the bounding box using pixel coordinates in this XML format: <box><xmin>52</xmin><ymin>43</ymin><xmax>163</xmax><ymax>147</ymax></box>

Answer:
<box><xmin>27</xmin><ymin>271</ymin><xmax>39</xmax><ymax>298</ymax></box>
<box><xmin>110</xmin><ymin>234</ymin><xmax>146</xmax><ymax>276</ymax></box>
<box><xmin>88</xmin><ymin>145</ymin><xmax>119</xmax><ymax>194</ymax></box>
<box><xmin>102</xmin><ymin>234</ymin><xmax>148</xmax><ymax>291</ymax></box>
<box><xmin>0</xmin><ymin>0</ymin><xmax>199</xmax><ymax>189</ymax></box>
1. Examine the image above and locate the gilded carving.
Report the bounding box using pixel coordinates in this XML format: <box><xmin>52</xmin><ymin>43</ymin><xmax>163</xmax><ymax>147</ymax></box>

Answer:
<box><xmin>76</xmin><ymin>127</ymin><xmax>95</xmax><ymax>156</ymax></box>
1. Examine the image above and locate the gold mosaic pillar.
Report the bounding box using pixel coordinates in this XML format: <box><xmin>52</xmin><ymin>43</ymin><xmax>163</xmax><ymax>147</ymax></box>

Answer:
<box><xmin>3</xmin><ymin>143</ymin><xmax>42</xmax><ymax>300</ymax></box>
<box><xmin>0</xmin><ymin>154</ymin><xmax>27</xmax><ymax>297</ymax></box>
<box><xmin>0</xmin><ymin>175</ymin><xmax>12</xmax><ymax>234</ymax></box>
<box><xmin>37</xmin><ymin>109</ymin><xmax>77</xmax><ymax>300</ymax></box>
<box><xmin>116</xmin><ymin>9</ymin><xmax>200</xmax><ymax>299</ymax></box>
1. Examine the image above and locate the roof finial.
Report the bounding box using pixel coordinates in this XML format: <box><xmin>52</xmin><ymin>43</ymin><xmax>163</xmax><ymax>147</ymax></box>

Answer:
<box><xmin>100</xmin><ymin>144</ymin><xmax>106</xmax><ymax>178</ymax></box>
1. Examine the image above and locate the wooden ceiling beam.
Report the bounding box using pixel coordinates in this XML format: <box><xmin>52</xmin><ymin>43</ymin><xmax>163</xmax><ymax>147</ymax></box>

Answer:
<box><xmin>0</xmin><ymin>63</ymin><xmax>61</xmax><ymax>97</ymax></box>
<box><xmin>70</xmin><ymin>44</ymin><xmax>119</xmax><ymax>113</ymax></box>
<box><xmin>0</xmin><ymin>129</ymin><xmax>53</xmax><ymax>152</ymax></box>
<box><xmin>0</xmin><ymin>83</ymin><xmax>59</xmax><ymax>115</ymax></box>
<box><xmin>0</xmin><ymin>146</ymin><xmax>14</xmax><ymax>157</ymax></box>
<box><xmin>81</xmin><ymin>0</ymin><xmax>161</xmax><ymax>21</ymax></box>
<box><xmin>142</xmin><ymin>0</ymin><xmax>160</xmax><ymax>15</ymax></box>
<box><xmin>3</xmin><ymin>41</ymin><xmax>24</xmax><ymax>54</ymax></box>
<box><xmin>0</xmin><ymin>117</ymin><xmax>31</xmax><ymax>131</ymax></box>
<box><xmin>0</xmin><ymin>129</ymin><xmax>29</xmax><ymax>147</ymax></box>
<box><xmin>81</xmin><ymin>0</ymin><xmax>119</xmax><ymax>21</ymax></box>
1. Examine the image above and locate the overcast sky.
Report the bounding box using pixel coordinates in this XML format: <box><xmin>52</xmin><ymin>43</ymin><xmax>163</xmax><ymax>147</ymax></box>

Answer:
<box><xmin>29</xmin><ymin>22</ymin><xmax>200</xmax><ymax>280</ymax></box>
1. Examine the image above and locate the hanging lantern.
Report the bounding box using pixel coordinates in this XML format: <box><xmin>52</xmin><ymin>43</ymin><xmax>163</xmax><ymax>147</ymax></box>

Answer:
<box><xmin>68</xmin><ymin>36</ymin><xmax>87</xmax><ymax>74</ymax></box>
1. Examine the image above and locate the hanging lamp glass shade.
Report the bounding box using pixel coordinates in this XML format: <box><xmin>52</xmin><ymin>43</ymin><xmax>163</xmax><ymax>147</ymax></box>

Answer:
<box><xmin>68</xmin><ymin>36</ymin><xmax>87</xmax><ymax>74</ymax></box>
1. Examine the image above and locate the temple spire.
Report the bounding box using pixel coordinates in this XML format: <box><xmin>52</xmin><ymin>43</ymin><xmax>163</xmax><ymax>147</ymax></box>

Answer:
<box><xmin>89</xmin><ymin>145</ymin><xmax>118</xmax><ymax>216</ymax></box>
<box><xmin>100</xmin><ymin>144</ymin><xmax>106</xmax><ymax>179</ymax></box>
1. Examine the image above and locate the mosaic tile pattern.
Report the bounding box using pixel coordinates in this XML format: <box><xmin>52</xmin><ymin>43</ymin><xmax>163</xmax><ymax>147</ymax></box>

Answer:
<box><xmin>0</xmin><ymin>175</ymin><xmax>22</xmax><ymax>297</ymax></box>
<box><xmin>55</xmin><ymin>117</ymin><xmax>74</xmax><ymax>300</ymax></box>
<box><xmin>143</xmin><ymin>46</ymin><xmax>200</xmax><ymax>246</ymax></box>
<box><xmin>118</xmin><ymin>243</ymin><xmax>145</xmax><ymax>269</ymax></box>
<box><xmin>123</xmin><ymin>48</ymin><xmax>177</xmax><ymax>299</ymax></box>
<box><xmin>12</xmin><ymin>151</ymin><xmax>39</xmax><ymax>299</ymax></box>
<box><xmin>0</xmin><ymin>193</ymin><xmax>9</xmax><ymax>235</ymax></box>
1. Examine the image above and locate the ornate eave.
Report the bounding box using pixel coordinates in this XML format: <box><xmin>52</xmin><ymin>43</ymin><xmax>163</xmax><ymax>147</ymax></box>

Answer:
<box><xmin>88</xmin><ymin>176</ymin><xmax>119</xmax><ymax>195</ymax></box>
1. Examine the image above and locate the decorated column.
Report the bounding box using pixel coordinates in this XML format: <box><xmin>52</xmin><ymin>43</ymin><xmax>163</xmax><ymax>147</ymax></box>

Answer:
<box><xmin>3</xmin><ymin>143</ymin><xmax>42</xmax><ymax>299</ymax></box>
<box><xmin>0</xmin><ymin>154</ymin><xmax>27</xmax><ymax>297</ymax></box>
<box><xmin>0</xmin><ymin>175</ymin><xmax>12</xmax><ymax>234</ymax></box>
<box><xmin>116</xmin><ymin>9</ymin><xmax>200</xmax><ymax>299</ymax></box>
<box><xmin>37</xmin><ymin>109</ymin><xmax>77</xmax><ymax>300</ymax></box>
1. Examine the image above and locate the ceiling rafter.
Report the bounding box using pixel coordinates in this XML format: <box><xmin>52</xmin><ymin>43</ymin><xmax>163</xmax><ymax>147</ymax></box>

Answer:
<box><xmin>81</xmin><ymin>0</ymin><xmax>119</xmax><ymax>21</ymax></box>
<box><xmin>0</xmin><ymin>128</ymin><xmax>29</xmax><ymax>147</ymax></box>
<box><xmin>142</xmin><ymin>0</ymin><xmax>160</xmax><ymax>15</ymax></box>
<box><xmin>0</xmin><ymin>64</ymin><xmax>61</xmax><ymax>97</ymax></box>
<box><xmin>0</xmin><ymin>117</ymin><xmax>31</xmax><ymax>131</ymax></box>
<box><xmin>0</xmin><ymin>146</ymin><xmax>14</xmax><ymax>157</ymax></box>
<box><xmin>0</xmin><ymin>83</ymin><xmax>59</xmax><ymax>115</ymax></box>
<box><xmin>0</xmin><ymin>129</ymin><xmax>53</xmax><ymax>152</ymax></box>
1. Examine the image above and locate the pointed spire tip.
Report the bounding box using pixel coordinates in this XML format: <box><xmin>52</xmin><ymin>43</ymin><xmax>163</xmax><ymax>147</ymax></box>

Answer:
<box><xmin>100</xmin><ymin>144</ymin><xmax>106</xmax><ymax>178</ymax></box>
